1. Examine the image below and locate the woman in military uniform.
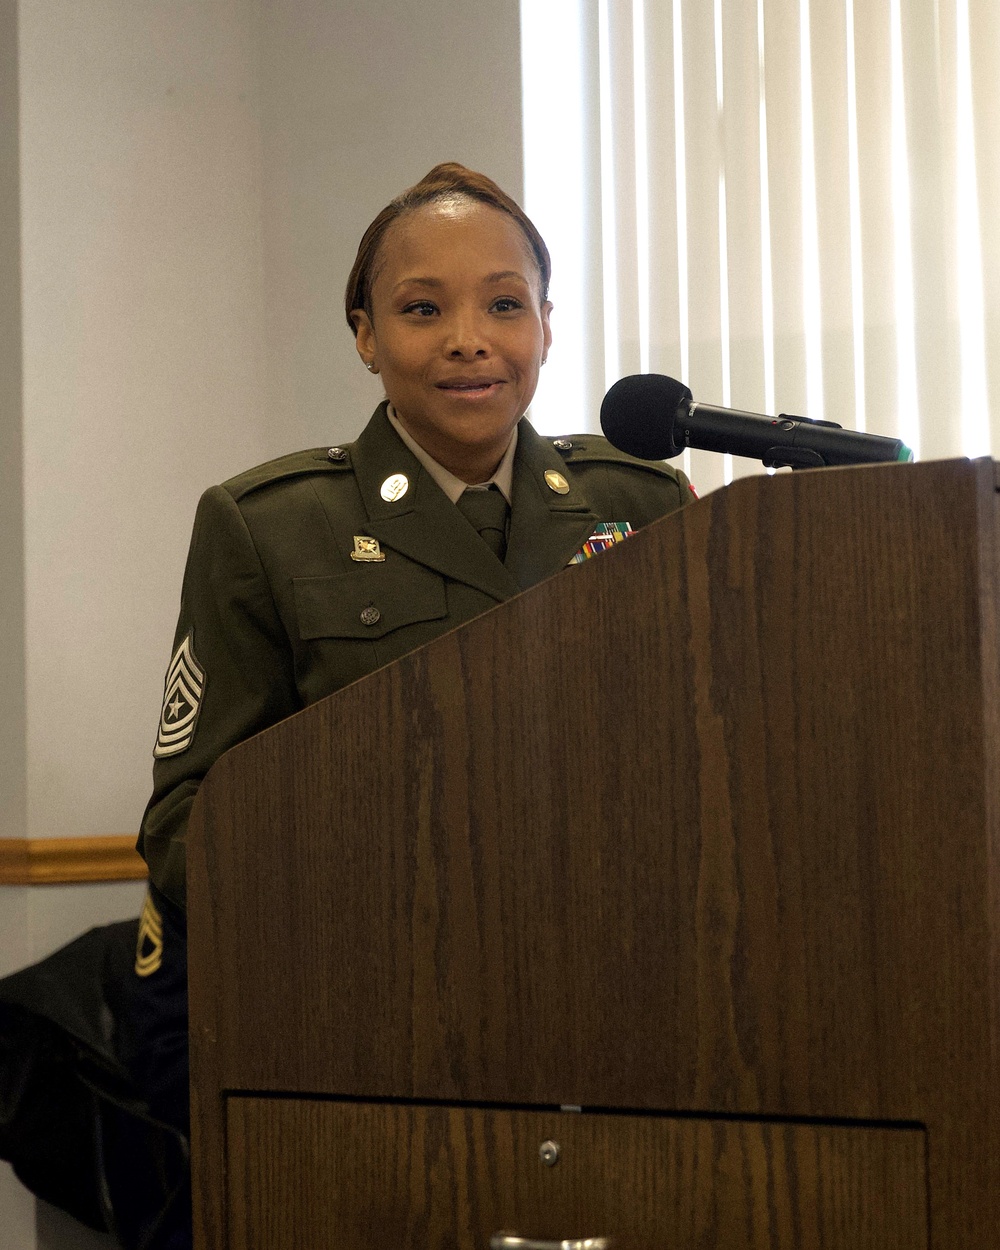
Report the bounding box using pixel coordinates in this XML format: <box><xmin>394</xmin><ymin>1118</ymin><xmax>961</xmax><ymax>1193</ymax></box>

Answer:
<box><xmin>130</xmin><ymin>162</ymin><xmax>693</xmax><ymax>1247</ymax></box>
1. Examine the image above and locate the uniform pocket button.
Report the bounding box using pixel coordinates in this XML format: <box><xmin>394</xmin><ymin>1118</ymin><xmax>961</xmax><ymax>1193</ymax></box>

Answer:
<box><xmin>360</xmin><ymin>604</ymin><xmax>381</xmax><ymax>627</ymax></box>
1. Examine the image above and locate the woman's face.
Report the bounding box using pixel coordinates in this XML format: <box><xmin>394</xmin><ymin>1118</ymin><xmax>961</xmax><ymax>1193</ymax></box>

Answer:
<box><xmin>352</xmin><ymin>200</ymin><xmax>552</xmax><ymax>482</ymax></box>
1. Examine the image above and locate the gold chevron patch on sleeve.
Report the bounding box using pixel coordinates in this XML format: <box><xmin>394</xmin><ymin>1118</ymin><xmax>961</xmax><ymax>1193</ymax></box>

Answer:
<box><xmin>154</xmin><ymin>630</ymin><xmax>206</xmax><ymax>758</ymax></box>
<box><xmin>135</xmin><ymin>890</ymin><xmax>164</xmax><ymax>977</ymax></box>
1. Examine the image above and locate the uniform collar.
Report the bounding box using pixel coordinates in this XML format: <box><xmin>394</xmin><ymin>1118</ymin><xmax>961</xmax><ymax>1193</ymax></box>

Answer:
<box><xmin>386</xmin><ymin>405</ymin><xmax>517</xmax><ymax>504</ymax></box>
<box><xmin>352</xmin><ymin>403</ymin><xmax>597</xmax><ymax>600</ymax></box>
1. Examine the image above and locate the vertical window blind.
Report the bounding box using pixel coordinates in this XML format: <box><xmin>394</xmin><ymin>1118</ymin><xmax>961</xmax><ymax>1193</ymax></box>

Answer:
<box><xmin>522</xmin><ymin>0</ymin><xmax>998</xmax><ymax>492</ymax></box>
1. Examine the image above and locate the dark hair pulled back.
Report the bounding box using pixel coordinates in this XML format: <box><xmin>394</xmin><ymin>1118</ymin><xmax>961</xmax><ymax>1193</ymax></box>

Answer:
<box><xmin>345</xmin><ymin>162</ymin><xmax>551</xmax><ymax>334</ymax></box>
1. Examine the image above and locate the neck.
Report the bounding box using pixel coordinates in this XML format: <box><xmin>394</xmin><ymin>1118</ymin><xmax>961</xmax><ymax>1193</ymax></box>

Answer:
<box><xmin>393</xmin><ymin>417</ymin><xmax>510</xmax><ymax>485</ymax></box>
<box><xmin>451</xmin><ymin>453</ymin><xmax>503</xmax><ymax>485</ymax></box>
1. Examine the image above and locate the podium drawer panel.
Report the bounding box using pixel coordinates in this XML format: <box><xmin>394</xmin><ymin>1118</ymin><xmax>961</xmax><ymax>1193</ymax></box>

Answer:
<box><xmin>225</xmin><ymin>1098</ymin><xmax>926</xmax><ymax>1249</ymax></box>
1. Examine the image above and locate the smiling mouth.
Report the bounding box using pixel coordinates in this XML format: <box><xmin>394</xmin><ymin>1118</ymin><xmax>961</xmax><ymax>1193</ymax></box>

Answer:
<box><xmin>437</xmin><ymin>380</ymin><xmax>504</xmax><ymax>394</ymax></box>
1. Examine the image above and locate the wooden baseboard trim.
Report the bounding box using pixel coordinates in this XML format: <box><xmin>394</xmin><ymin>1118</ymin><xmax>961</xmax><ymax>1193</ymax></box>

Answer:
<box><xmin>0</xmin><ymin>836</ymin><xmax>148</xmax><ymax>885</ymax></box>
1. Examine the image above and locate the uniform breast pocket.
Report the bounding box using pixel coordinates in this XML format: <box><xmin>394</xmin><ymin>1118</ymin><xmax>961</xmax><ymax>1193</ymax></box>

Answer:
<box><xmin>293</xmin><ymin>563</ymin><xmax>448</xmax><ymax>642</ymax></box>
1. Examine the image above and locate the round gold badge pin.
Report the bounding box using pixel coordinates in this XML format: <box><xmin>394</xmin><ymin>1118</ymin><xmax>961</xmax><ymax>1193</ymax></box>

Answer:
<box><xmin>544</xmin><ymin>470</ymin><xmax>570</xmax><ymax>495</ymax></box>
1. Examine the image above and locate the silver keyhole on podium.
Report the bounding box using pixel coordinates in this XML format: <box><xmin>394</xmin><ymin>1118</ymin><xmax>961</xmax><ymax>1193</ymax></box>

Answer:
<box><xmin>539</xmin><ymin>1139</ymin><xmax>560</xmax><ymax>1167</ymax></box>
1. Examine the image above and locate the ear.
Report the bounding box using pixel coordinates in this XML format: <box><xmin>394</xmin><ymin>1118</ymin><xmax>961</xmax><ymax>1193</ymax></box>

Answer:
<box><xmin>540</xmin><ymin>300</ymin><xmax>553</xmax><ymax>360</ymax></box>
<box><xmin>351</xmin><ymin>309</ymin><xmax>376</xmax><ymax>368</ymax></box>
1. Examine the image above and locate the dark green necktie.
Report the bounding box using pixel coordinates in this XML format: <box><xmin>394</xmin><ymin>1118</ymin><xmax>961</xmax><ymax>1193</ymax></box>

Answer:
<box><xmin>456</xmin><ymin>484</ymin><xmax>509</xmax><ymax>561</ymax></box>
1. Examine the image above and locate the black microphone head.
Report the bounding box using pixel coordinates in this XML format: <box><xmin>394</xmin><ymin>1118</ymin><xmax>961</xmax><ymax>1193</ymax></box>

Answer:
<box><xmin>600</xmin><ymin>373</ymin><xmax>693</xmax><ymax>460</ymax></box>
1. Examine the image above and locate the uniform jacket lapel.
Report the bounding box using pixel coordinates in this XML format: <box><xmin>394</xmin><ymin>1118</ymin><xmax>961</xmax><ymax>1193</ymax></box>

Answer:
<box><xmin>505</xmin><ymin>421</ymin><xmax>598</xmax><ymax>590</ymax></box>
<box><xmin>352</xmin><ymin>405</ymin><xmax>598</xmax><ymax>600</ymax></box>
<box><xmin>353</xmin><ymin>406</ymin><xmax>520</xmax><ymax>603</ymax></box>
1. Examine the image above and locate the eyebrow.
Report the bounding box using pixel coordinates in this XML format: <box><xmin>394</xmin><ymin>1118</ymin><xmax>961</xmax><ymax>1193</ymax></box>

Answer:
<box><xmin>392</xmin><ymin>270</ymin><xmax>531</xmax><ymax>294</ymax></box>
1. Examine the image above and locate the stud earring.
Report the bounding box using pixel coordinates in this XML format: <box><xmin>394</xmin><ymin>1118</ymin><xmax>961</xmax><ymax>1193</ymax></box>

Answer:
<box><xmin>366</xmin><ymin>361</ymin><xmax>378</xmax><ymax>374</ymax></box>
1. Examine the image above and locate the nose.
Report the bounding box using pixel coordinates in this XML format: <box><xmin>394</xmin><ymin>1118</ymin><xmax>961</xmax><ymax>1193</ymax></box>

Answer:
<box><xmin>444</xmin><ymin>308</ymin><xmax>490</xmax><ymax>358</ymax></box>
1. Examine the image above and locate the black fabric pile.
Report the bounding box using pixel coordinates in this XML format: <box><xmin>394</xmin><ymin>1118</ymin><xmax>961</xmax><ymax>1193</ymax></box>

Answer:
<box><xmin>0</xmin><ymin>920</ymin><xmax>188</xmax><ymax>1249</ymax></box>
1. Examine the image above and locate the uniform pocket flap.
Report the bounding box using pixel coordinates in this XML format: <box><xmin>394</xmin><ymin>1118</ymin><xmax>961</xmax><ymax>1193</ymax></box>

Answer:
<box><xmin>293</xmin><ymin>565</ymin><xmax>447</xmax><ymax>641</ymax></box>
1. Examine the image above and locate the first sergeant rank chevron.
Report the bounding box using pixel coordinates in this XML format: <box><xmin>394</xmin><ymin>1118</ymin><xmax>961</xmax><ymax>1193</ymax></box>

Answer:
<box><xmin>154</xmin><ymin>631</ymin><xmax>206</xmax><ymax>758</ymax></box>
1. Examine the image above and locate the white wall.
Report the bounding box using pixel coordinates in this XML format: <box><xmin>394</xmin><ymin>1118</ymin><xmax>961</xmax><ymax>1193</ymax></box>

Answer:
<box><xmin>4</xmin><ymin>0</ymin><xmax>523</xmax><ymax>1245</ymax></box>
<box><xmin>1</xmin><ymin>0</ymin><xmax>34</xmax><ymax>1225</ymax></box>
<box><xmin>18</xmin><ymin>0</ymin><xmax>272</xmax><ymax>840</ymax></box>
<box><xmin>0</xmin><ymin>0</ymin><xmax>26</xmax><ymax>845</ymax></box>
<box><xmin>257</xmin><ymin>0</ymin><xmax>525</xmax><ymax>448</ymax></box>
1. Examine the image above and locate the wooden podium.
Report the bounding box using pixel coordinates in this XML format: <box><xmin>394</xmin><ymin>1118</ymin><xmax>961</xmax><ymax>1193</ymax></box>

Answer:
<box><xmin>187</xmin><ymin>457</ymin><xmax>1000</xmax><ymax>1249</ymax></box>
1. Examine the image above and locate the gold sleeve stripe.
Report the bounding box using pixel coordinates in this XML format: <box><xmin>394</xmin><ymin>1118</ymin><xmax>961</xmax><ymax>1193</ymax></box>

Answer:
<box><xmin>135</xmin><ymin>890</ymin><xmax>165</xmax><ymax>977</ymax></box>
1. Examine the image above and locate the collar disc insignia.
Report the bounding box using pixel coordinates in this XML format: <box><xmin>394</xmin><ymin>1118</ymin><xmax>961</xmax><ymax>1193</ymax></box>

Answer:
<box><xmin>380</xmin><ymin>473</ymin><xmax>409</xmax><ymax>502</ymax></box>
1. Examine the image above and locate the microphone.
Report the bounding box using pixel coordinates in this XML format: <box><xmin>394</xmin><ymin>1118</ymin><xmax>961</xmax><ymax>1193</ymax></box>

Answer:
<box><xmin>600</xmin><ymin>373</ymin><xmax>913</xmax><ymax>469</ymax></box>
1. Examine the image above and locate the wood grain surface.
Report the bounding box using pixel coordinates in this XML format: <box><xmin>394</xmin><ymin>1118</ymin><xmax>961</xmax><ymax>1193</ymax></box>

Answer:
<box><xmin>226</xmin><ymin>1098</ymin><xmax>927</xmax><ymax>1250</ymax></box>
<box><xmin>0</xmin><ymin>835</ymin><xmax>147</xmax><ymax>884</ymax></box>
<box><xmin>188</xmin><ymin>458</ymin><xmax>1000</xmax><ymax>1248</ymax></box>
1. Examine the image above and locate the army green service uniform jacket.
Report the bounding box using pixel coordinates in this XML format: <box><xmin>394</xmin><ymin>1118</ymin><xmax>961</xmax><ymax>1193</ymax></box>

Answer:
<box><xmin>138</xmin><ymin>403</ymin><xmax>693</xmax><ymax>909</ymax></box>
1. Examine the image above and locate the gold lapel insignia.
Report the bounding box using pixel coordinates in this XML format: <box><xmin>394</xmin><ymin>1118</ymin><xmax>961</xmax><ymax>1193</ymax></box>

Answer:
<box><xmin>380</xmin><ymin>473</ymin><xmax>409</xmax><ymax>502</ymax></box>
<box><xmin>350</xmin><ymin>535</ymin><xmax>386</xmax><ymax>562</ymax></box>
<box><xmin>544</xmin><ymin>469</ymin><xmax>570</xmax><ymax>495</ymax></box>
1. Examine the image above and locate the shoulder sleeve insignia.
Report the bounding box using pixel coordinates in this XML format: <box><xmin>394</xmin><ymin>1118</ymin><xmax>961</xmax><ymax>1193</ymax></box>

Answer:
<box><xmin>134</xmin><ymin>890</ymin><xmax>164</xmax><ymax>976</ymax></box>
<box><xmin>153</xmin><ymin>630</ymin><xmax>206</xmax><ymax>759</ymax></box>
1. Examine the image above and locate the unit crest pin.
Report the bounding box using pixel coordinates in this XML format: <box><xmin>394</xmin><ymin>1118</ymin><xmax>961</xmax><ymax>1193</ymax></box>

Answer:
<box><xmin>351</xmin><ymin>536</ymin><xmax>386</xmax><ymax>563</ymax></box>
